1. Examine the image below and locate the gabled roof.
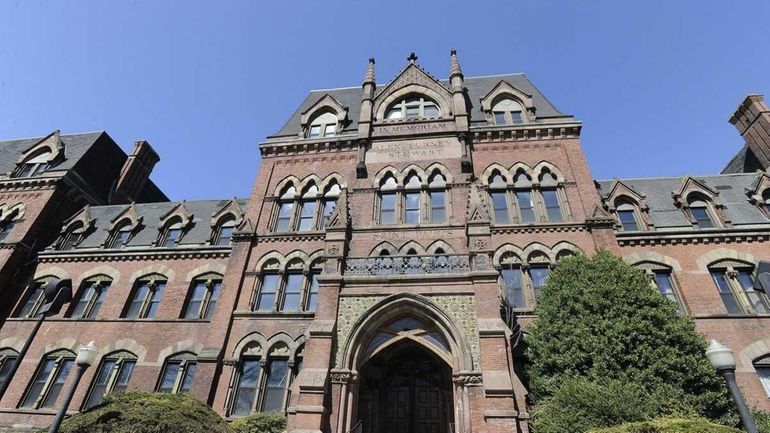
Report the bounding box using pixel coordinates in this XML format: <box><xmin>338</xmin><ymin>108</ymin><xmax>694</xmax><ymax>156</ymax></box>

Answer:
<box><xmin>270</xmin><ymin>73</ymin><xmax>571</xmax><ymax>138</ymax></box>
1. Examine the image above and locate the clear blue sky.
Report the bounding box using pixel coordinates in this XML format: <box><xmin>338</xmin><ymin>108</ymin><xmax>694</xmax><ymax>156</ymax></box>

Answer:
<box><xmin>1</xmin><ymin>0</ymin><xmax>768</xmax><ymax>200</ymax></box>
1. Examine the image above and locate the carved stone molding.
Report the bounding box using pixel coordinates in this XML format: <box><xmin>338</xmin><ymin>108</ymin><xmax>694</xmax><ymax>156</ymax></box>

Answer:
<box><xmin>329</xmin><ymin>369</ymin><xmax>358</xmax><ymax>384</ymax></box>
<box><xmin>452</xmin><ymin>371</ymin><xmax>483</xmax><ymax>387</ymax></box>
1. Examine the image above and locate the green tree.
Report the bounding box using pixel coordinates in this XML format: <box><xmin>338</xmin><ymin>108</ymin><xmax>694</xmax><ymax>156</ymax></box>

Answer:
<box><xmin>524</xmin><ymin>251</ymin><xmax>732</xmax><ymax>423</ymax></box>
<box><xmin>587</xmin><ymin>417</ymin><xmax>742</xmax><ymax>433</ymax></box>
<box><xmin>52</xmin><ymin>392</ymin><xmax>231</xmax><ymax>433</ymax></box>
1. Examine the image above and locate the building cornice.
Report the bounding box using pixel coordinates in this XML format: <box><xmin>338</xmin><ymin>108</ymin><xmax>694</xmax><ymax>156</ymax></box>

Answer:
<box><xmin>259</xmin><ymin>137</ymin><xmax>358</xmax><ymax>158</ymax></box>
<box><xmin>38</xmin><ymin>246</ymin><xmax>231</xmax><ymax>263</ymax></box>
<box><xmin>615</xmin><ymin>226</ymin><xmax>770</xmax><ymax>246</ymax></box>
<box><xmin>471</xmin><ymin>122</ymin><xmax>581</xmax><ymax>144</ymax></box>
<box><xmin>490</xmin><ymin>222</ymin><xmax>588</xmax><ymax>235</ymax></box>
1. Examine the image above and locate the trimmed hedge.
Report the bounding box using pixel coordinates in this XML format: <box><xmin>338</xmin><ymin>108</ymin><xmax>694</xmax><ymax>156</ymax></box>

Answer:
<box><xmin>52</xmin><ymin>392</ymin><xmax>231</xmax><ymax>433</ymax></box>
<box><xmin>230</xmin><ymin>412</ymin><xmax>286</xmax><ymax>433</ymax></box>
<box><xmin>587</xmin><ymin>417</ymin><xmax>741</xmax><ymax>433</ymax></box>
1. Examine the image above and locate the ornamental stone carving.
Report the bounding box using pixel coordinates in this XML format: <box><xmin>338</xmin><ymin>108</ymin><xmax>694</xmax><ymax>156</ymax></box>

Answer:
<box><xmin>330</xmin><ymin>370</ymin><xmax>359</xmax><ymax>384</ymax></box>
<box><xmin>452</xmin><ymin>372</ymin><xmax>483</xmax><ymax>387</ymax></box>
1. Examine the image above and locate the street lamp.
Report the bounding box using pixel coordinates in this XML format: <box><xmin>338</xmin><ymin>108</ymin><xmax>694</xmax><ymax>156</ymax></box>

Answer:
<box><xmin>706</xmin><ymin>340</ymin><xmax>759</xmax><ymax>433</ymax></box>
<box><xmin>47</xmin><ymin>341</ymin><xmax>98</xmax><ymax>433</ymax></box>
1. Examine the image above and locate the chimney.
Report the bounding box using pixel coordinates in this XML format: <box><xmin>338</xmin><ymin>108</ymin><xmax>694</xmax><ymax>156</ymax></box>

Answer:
<box><xmin>112</xmin><ymin>140</ymin><xmax>160</xmax><ymax>204</ymax></box>
<box><xmin>730</xmin><ymin>94</ymin><xmax>770</xmax><ymax>169</ymax></box>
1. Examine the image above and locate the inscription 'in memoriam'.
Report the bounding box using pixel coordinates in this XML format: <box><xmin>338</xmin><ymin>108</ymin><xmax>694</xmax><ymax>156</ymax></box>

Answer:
<box><xmin>366</xmin><ymin>137</ymin><xmax>462</xmax><ymax>163</ymax></box>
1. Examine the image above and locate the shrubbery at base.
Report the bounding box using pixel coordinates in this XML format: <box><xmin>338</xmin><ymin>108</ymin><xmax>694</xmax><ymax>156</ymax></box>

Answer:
<box><xmin>587</xmin><ymin>417</ymin><xmax>741</xmax><ymax>433</ymax></box>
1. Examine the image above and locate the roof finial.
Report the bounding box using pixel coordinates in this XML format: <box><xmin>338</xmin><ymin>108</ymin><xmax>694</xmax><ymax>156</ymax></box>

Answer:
<box><xmin>407</xmin><ymin>52</ymin><xmax>418</xmax><ymax>64</ymax></box>
<box><xmin>450</xmin><ymin>49</ymin><xmax>463</xmax><ymax>78</ymax></box>
<box><xmin>363</xmin><ymin>57</ymin><xmax>376</xmax><ymax>85</ymax></box>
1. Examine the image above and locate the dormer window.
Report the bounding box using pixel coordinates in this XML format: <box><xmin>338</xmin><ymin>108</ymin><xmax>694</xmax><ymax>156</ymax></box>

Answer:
<box><xmin>59</xmin><ymin>222</ymin><xmax>84</xmax><ymax>250</ymax></box>
<box><xmin>14</xmin><ymin>150</ymin><xmax>52</xmax><ymax>178</ymax></box>
<box><xmin>492</xmin><ymin>98</ymin><xmax>524</xmax><ymax>125</ymax></box>
<box><xmin>688</xmin><ymin>197</ymin><xmax>715</xmax><ymax>229</ymax></box>
<box><xmin>307</xmin><ymin>112</ymin><xmax>338</xmax><ymax>138</ymax></box>
<box><xmin>385</xmin><ymin>95</ymin><xmax>440</xmax><ymax>120</ymax></box>
<box><xmin>214</xmin><ymin>218</ymin><xmax>236</xmax><ymax>246</ymax></box>
<box><xmin>615</xmin><ymin>200</ymin><xmax>641</xmax><ymax>232</ymax></box>
<box><xmin>160</xmin><ymin>221</ymin><xmax>183</xmax><ymax>247</ymax></box>
<box><xmin>108</xmin><ymin>222</ymin><xmax>132</xmax><ymax>249</ymax></box>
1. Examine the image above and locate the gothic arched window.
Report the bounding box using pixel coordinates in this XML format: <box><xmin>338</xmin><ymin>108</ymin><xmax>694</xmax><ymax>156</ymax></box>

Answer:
<box><xmin>307</xmin><ymin>112</ymin><xmax>338</xmax><ymax>138</ymax></box>
<box><xmin>14</xmin><ymin>149</ymin><xmax>52</xmax><ymax>178</ymax></box>
<box><xmin>157</xmin><ymin>352</ymin><xmax>197</xmax><ymax>394</ymax></box>
<box><xmin>615</xmin><ymin>199</ymin><xmax>642</xmax><ymax>232</ymax></box>
<box><xmin>21</xmin><ymin>350</ymin><xmax>75</xmax><ymax>409</ymax></box>
<box><xmin>428</xmin><ymin>171</ymin><xmax>447</xmax><ymax>223</ymax></box>
<box><xmin>83</xmin><ymin>351</ymin><xmax>136</xmax><ymax>409</ymax></box>
<box><xmin>183</xmin><ymin>274</ymin><xmax>222</xmax><ymax>320</ymax></box>
<box><xmin>213</xmin><ymin>217</ymin><xmax>236</xmax><ymax>246</ymax></box>
<box><xmin>687</xmin><ymin>194</ymin><xmax>717</xmax><ymax>229</ymax></box>
<box><xmin>385</xmin><ymin>95</ymin><xmax>440</xmax><ymax>120</ymax></box>
<box><xmin>69</xmin><ymin>276</ymin><xmax>111</xmax><ymax>319</ymax></box>
<box><xmin>231</xmin><ymin>343</ymin><xmax>292</xmax><ymax>416</ymax></box>
<box><xmin>710</xmin><ymin>260</ymin><xmax>769</xmax><ymax>315</ymax></box>
<box><xmin>378</xmin><ymin>174</ymin><xmax>398</xmax><ymax>225</ymax></box>
<box><xmin>492</xmin><ymin>98</ymin><xmax>524</xmax><ymax>125</ymax></box>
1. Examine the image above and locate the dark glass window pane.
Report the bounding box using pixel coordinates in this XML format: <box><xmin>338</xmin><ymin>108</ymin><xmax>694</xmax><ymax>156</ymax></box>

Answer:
<box><xmin>423</xmin><ymin>105</ymin><xmax>439</xmax><ymax>117</ymax></box>
<box><xmin>307</xmin><ymin>271</ymin><xmax>320</xmax><ymax>312</ymax></box>
<box><xmin>257</xmin><ymin>275</ymin><xmax>279</xmax><ymax>311</ymax></box>
<box><xmin>184</xmin><ymin>283</ymin><xmax>208</xmax><ymax>319</ymax></box>
<box><xmin>233</xmin><ymin>359</ymin><xmax>261</xmax><ymax>416</ymax></box>
<box><xmin>113</xmin><ymin>360</ymin><xmax>134</xmax><ymax>392</ymax></box>
<box><xmin>297</xmin><ymin>201</ymin><xmax>317</xmax><ymax>231</ymax></box>
<box><xmin>111</xmin><ymin>230</ymin><xmax>130</xmax><ymax>249</ymax></box>
<box><xmin>275</xmin><ymin>202</ymin><xmax>294</xmax><ymax>232</ymax></box>
<box><xmin>261</xmin><ymin>359</ymin><xmax>288</xmax><ymax>412</ymax></box>
<box><xmin>430</xmin><ymin>191</ymin><xmax>445</xmax><ymax>223</ymax></box>
<box><xmin>41</xmin><ymin>358</ymin><xmax>73</xmax><ymax>408</ymax></box>
<box><xmin>691</xmin><ymin>207</ymin><xmax>714</xmax><ymax>229</ymax></box>
<box><xmin>530</xmin><ymin>267</ymin><xmax>550</xmax><ymax>303</ymax></box>
<box><xmin>618</xmin><ymin>210</ymin><xmax>639</xmax><ymax>231</ymax></box>
<box><xmin>88</xmin><ymin>284</ymin><xmax>109</xmax><ymax>318</ymax></box>
<box><xmin>145</xmin><ymin>283</ymin><xmax>165</xmax><ymax>319</ymax></box>
<box><xmin>653</xmin><ymin>271</ymin><xmax>681</xmax><ymax>309</ymax></box>
<box><xmin>308</xmin><ymin>125</ymin><xmax>321</xmax><ymax>138</ymax></box>
<box><xmin>738</xmin><ymin>270</ymin><xmax>769</xmax><ymax>314</ymax></box>
<box><xmin>85</xmin><ymin>359</ymin><xmax>115</xmax><ymax>409</ymax></box>
<box><xmin>16</xmin><ymin>164</ymin><xmax>35</xmax><ymax>178</ymax></box>
<box><xmin>216</xmin><ymin>226</ymin><xmax>234</xmax><ymax>246</ymax></box>
<box><xmin>501</xmin><ymin>267</ymin><xmax>524</xmax><ymax>308</ymax></box>
<box><xmin>126</xmin><ymin>284</ymin><xmax>149</xmax><ymax>319</ymax></box>
<box><xmin>204</xmin><ymin>282</ymin><xmax>222</xmax><ymax>320</ymax></box>
<box><xmin>0</xmin><ymin>220</ymin><xmax>15</xmax><ymax>241</ymax></box>
<box><xmin>180</xmin><ymin>363</ymin><xmax>196</xmax><ymax>392</ymax></box>
<box><xmin>516</xmin><ymin>191</ymin><xmax>535</xmax><ymax>223</ymax></box>
<box><xmin>158</xmin><ymin>361</ymin><xmax>180</xmax><ymax>393</ymax></box>
<box><xmin>711</xmin><ymin>271</ymin><xmax>741</xmax><ymax>314</ymax></box>
<box><xmin>71</xmin><ymin>285</ymin><xmax>95</xmax><ymax>319</ymax></box>
<box><xmin>542</xmin><ymin>190</ymin><xmax>562</xmax><ymax>222</ymax></box>
<box><xmin>22</xmin><ymin>358</ymin><xmax>55</xmax><ymax>407</ymax></box>
<box><xmin>511</xmin><ymin>111</ymin><xmax>523</xmax><ymax>124</ymax></box>
<box><xmin>494</xmin><ymin>112</ymin><xmax>506</xmax><ymax>125</ymax></box>
<box><xmin>380</xmin><ymin>193</ymin><xmax>396</xmax><ymax>224</ymax></box>
<box><xmin>491</xmin><ymin>192</ymin><xmax>509</xmax><ymax>224</ymax></box>
<box><xmin>0</xmin><ymin>356</ymin><xmax>16</xmax><ymax>390</ymax></box>
<box><xmin>281</xmin><ymin>274</ymin><xmax>303</xmax><ymax>311</ymax></box>
<box><xmin>162</xmin><ymin>228</ymin><xmax>181</xmax><ymax>248</ymax></box>
<box><xmin>320</xmin><ymin>199</ymin><xmax>337</xmax><ymax>229</ymax></box>
<box><xmin>404</xmin><ymin>192</ymin><xmax>420</xmax><ymax>224</ymax></box>
<box><xmin>19</xmin><ymin>285</ymin><xmax>44</xmax><ymax>318</ymax></box>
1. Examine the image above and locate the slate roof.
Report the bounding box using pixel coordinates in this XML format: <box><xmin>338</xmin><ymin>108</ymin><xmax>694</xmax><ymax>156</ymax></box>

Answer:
<box><xmin>596</xmin><ymin>173</ymin><xmax>770</xmax><ymax>230</ymax></box>
<box><xmin>0</xmin><ymin>131</ymin><xmax>167</xmax><ymax>203</ymax></box>
<box><xmin>271</xmin><ymin>73</ymin><xmax>571</xmax><ymax>138</ymax></box>
<box><xmin>722</xmin><ymin>144</ymin><xmax>764</xmax><ymax>174</ymax></box>
<box><xmin>63</xmin><ymin>198</ymin><xmax>248</xmax><ymax>250</ymax></box>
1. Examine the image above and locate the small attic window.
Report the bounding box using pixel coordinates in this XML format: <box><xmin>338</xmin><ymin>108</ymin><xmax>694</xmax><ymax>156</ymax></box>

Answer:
<box><xmin>14</xmin><ymin>150</ymin><xmax>52</xmax><ymax>178</ymax></box>
<box><xmin>307</xmin><ymin>112</ymin><xmax>338</xmax><ymax>138</ymax></box>
<box><xmin>386</xmin><ymin>95</ymin><xmax>440</xmax><ymax>120</ymax></box>
<box><xmin>492</xmin><ymin>98</ymin><xmax>524</xmax><ymax>125</ymax></box>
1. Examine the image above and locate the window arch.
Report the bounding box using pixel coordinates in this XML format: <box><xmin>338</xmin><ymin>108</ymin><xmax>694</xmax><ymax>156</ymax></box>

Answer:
<box><xmin>709</xmin><ymin>260</ymin><xmax>769</xmax><ymax>315</ymax></box>
<box><xmin>158</xmin><ymin>219</ymin><xmax>184</xmax><ymax>247</ymax></box>
<box><xmin>428</xmin><ymin>170</ymin><xmax>447</xmax><ymax>223</ymax></box>
<box><xmin>231</xmin><ymin>342</ymin><xmax>292</xmax><ymax>416</ymax></box>
<box><xmin>16</xmin><ymin>278</ymin><xmax>49</xmax><ymax>319</ymax></box>
<box><xmin>497</xmin><ymin>250</ymin><xmax>552</xmax><ymax>311</ymax></box>
<box><xmin>378</xmin><ymin>173</ymin><xmax>398</xmax><ymax>225</ymax></box>
<box><xmin>14</xmin><ymin>149</ymin><xmax>52</xmax><ymax>178</ymax></box>
<box><xmin>307</xmin><ymin>111</ymin><xmax>338</xmax><ymax>138</ymax></box>
<box><xmin>157</xmin><ymin>352</ymin><xmax>197</xmax><ymax>394</ymax></box>
<box><xmin>385</xmin><ymin>94</ymin><xmax>441</xmax><ymax>120</ymax></box>
<box><xmin>614</xmin><ymin>198</ymin><xmax>643</xmax><ymax>232</ymax></box>
<box><xmin>123</xmin><ymin>274</ymin><xmax>166</xmax><ymax>319</ymax></box>
<box><xmin>69</xmin><ymin>275</ymin><xmax>112</xmax><ymax>319</ymax></box>
<box><xmin>253</xmin><ymin>257</ymin><xmax>321</xmax><ymax>313</ymax></box>
<box><xmin>21</xmin><ymin>349</ymin><xmax>75</xmax><ymax>409</ymax></box>
<box><xmin>491</xmin><ymin>98</ymin><xmax>525</xmax><ymax>125</ymax></box>
<box><xmin>83</xmin><ymin>351</ymin><xmax>136</xmax><ymax>409</ymax></box>
<box><xmin>632</xmin><ymin>262</ymin><xmax>684</xmax><ymax>312</ymax></box>
<box><xmin>182</xmin><ymin>274</ymin><xmax>223</xmax><ymax>320</ymax></box>
<box><xmin>272</xmin><ymin>179</ymin><xmax>344</xmax><ymax>232</ymax></box>
<box><xmin>538</xmin><ymin>169</ymin><xmax>564</xmax><ymax>223</ymax></box>
<box><xmin>0</xmin><ymin>348</ymin><xmax>19</xmax><ymax>392</ymax></box>
<box><xmin>485</xmin><ymin>164</ymin><xmax>568</xmax><ymax>225</ymax></box>
<box><xmin>213</xmin><ymin>216</ymin><xmax>236</xmax><ymax>246</ymax></box>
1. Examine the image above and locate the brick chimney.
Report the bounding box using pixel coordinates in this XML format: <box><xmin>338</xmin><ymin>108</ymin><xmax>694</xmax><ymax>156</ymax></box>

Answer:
<box><xmin>730</xmin><ymin>94</ymin><xmax>770</xmax><ymax>169</ymax></box>
<box><xmin>111</xmin><ymin>140</ymin><xmax>160</xmax><ymax>204</ymax></box>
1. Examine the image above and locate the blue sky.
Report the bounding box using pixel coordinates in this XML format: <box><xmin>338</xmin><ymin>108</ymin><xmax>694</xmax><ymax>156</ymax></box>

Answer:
<box><xmin>1</xmin><ymin>0</ymin><xmax>768</xmax><ymax>200</ymax></box>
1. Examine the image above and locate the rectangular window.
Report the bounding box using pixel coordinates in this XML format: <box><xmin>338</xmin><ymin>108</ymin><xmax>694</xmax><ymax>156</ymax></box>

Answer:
<box><xmin>757</xmin><ymin>367</ymin><xmax>770</xmax><ymax>397</ymax></box>
<box><xmin>406</xmin><ymin>106</ymin><xmax>419</xmax><ymax>118</ymax></box>
<box><xmin>511</xmin><ymin>111</ymin><xmax>523</xmax><ymax>124</ymax></box>
<box><xmin>216</xmin><ymin>226</ymin><xmax>234</xmax><ymax>246</ymax></box>
<box><xmin>652</xmin><ymin>271</ymin><xmax>681</xmax><ymax>311</ymax></box>
<box><xmin>323</xmin><ymin>124</ymin><xmax>336</xmax><ymax>137</ymax></box>
<box><xmin>18</xmin><ymin>283</ymin><xmax>45</xmax><ymax>318</ymax></box>
<box><xmin>308</xmin><ymin>125</ymin><xmax>321</xmax><ymax>138</ymax></box>
<box><xmin>530</xmin><ymin>267</ymin><xmax>550</xmax><ymax>304</ymax></box>
<box><xmin>494</xmin><ymin>112</ymin><xmax>506</xmax><ymax>125</ymax></box>
<box><xmin>491</xmin><ymin>191</ymin><xmax>509</xmax><ymax>224</ymax></box>
<box><xmin>380</xmin><ymin>193</ymin><xmax>396</xmax><ymax>224</ymax></box>
<box><xmin>162</xmin><ymin>228</ymin><xmax>181</xmax><ymax>248</ymax></box>
<box><xmin>737</xmin><ymin>270</ymin><xmax>769</xmax><ymax>314</ymax></box>
<box><xmin>320</xmin><ymin>198</ymin><xmax>337</xmax><ymax>229</ymax></box>
<box><xmin>515</xmin><ymin>191</ymin><xmax>535</xmax><ymax>223</ymax></box>
<box><xmin>16</xmin><ymin>164</ymin><xmax>35</xmax><ymax>178</ymax></box>
<box><xmin>404</xmin><ymin>192</ymin><xmax>421</xmax><ymax>224</ymax></box>
<box><xmin>261</xmin><ymin>359</ymin><xmax>288</xmax><ymax>412</ymax></box>
<box><xmin>40</xmin><ymin>358</ymin><xmax>74</xmax><ymax>409</ymax></box>
<box><xmin>0</xmin><ymin>355</ymin><xmax>17</xmax><ymax>391</ymax></box>
<box><xmin>423</xmin><ymin>105</ymin><xmax>439</xmax><ymax>117</ymax></box>
<box><xmin>125</xmin><ymin>281</ymin><xmax>165</xmax><ymax>319</ymax></box>
<box><xmin>542</xmin><ymin>190</ymin><xmax>563</xmax><ymax>222</ymax></box>
<box><xmin>501</xmin><ymin>267</ymin><xmax>524</xmax><ymax>309</ymax></box>
<box><xmin>429</xmin><ymin>191</ymin><xmax>446</xmax><ymax>223</ymax></box>
<box><xmin>297</xmin><ymin>201</ymin><xmax>317</xmax><ymax>231</ymax></box>
<box><xmin>711</xmin><ymin>271</ymin><xmax>742</xmax><ymax>314</ymax></box>
<box><xmin>256</xmin><ymin>274</ymin><xmax>279</xmax><ymax>311</ymax></box>
<box><xmin>158</xmin><ymin>360</ymin><xmax>196</xmax><ymax>393</ymax></box>
<box><xmin>617</xmin><ymin>210</ymin><xmax>640</xmax><ymax>231</ymax></box>
<box><xmin>60</xmin><ymin>233</ymin><xmax>81</xmax><ymax>251</ymax></box>
<box><xmin>306</xmin><ymin>270</ymin><xmax>320</xmax><ymax>312</ymax></box>
<box><xmin>71</xmin><ymin>282</ymin><xmax>110</xmax><ymax>319</ymax></box>
<box><xmin>157</xmin><ymin>361</ymin><xmax>180</xmax><ymax>393</ymax></box>
<box><xmin>275</xmin><ymin>202</ymin><xmax>294</xmax><ymax>232</ymax></box>
<box><xmin>691</xmin><ymin>208</ymin><xmax>714</xmax><ymax>229</ymax></box>
<box><xmin>233</xmin><ymin>359</ymin><xmax>261</xmax><ymax>416</ymax></box>
<box><xmin>204</xmin><ymin>282</ymin><xmax>222</xmax><ymax>319</ymax></box>
<box><xmin>180</xmin><ymin>362</ymin><xmax>196</xmax><ymax>392</ymax></box>
<box><xmin>281</xmin><ymin>273</ymin><xmax>303</xmax><ymax>311</ymax></box>
<box><xmin>184</xmin><ymin>282</ymin><xmax>208</xmax><ymax>319</ymax></box>
<box><xmin>84</xmin><ymin>359</ymin><xmax>135</xmax><ymax>409</ymax></box>
<box><xmin>111</xmin><ymin>230</ymin><xmax>130</xmax><ymax>249</ymax></box>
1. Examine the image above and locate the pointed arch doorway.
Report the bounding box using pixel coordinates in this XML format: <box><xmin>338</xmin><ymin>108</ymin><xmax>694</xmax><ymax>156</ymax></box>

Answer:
<box><xmin>357</xmin><ymin>317</ymin><xmax>455</xmax><ymax>433</ymax></box>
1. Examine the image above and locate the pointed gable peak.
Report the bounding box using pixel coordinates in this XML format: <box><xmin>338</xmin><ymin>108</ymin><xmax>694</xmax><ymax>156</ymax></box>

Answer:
<box><xmin>18</xmin><ymin>129</ymin><xmax>65</xmax><ymax>165</ymax></box>
<box><xmin>211</xmin><ymin>198</ymin><xmax>245</xmax><ymax>226</ymax></box>
<box><xmin>672</xmin><ymin>175</ymin><xmax>718</xmax><ymax>201</ymax></box>
<box><xmin>159</xmin><ymin>201</ymin><xmax>194</xmax><ymax>228</ymax></box>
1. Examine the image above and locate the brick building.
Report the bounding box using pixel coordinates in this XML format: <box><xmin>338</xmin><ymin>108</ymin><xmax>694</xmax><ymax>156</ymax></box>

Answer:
<box><xmin>0</xmin><ymin>52</ymin><xmax>769</xmax><ymax>433</ymax></box>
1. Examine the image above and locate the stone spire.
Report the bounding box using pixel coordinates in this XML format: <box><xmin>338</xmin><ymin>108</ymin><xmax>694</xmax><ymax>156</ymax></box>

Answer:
<box><xmin>450</xmin><ymin>49</ymin><xmax>463</xmax><ymax>79</ymax></box>
<box><xmin>363</xmin><ymin>58</ymin><xmax>375</xmax><ymax>86</ymax></box>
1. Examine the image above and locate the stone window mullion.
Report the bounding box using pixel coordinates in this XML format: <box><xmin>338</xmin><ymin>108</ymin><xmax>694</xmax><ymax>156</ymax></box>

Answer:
<box><xmin>34</xmin><ymin>356</ymin><xmax>62</xmax><ymax>409</ymax></box>
<box><xmin>556</xmin><ymin>186</ymin><xmax>570</xmax><ymax>221</ymax></box>
<box><xmin>255</xmin><ymin>358</ymin><xmax>269</xmax><ymax>412</ymax></box>
<box><xmin>274</xmin><ymin>271</ymin><xmax>286</xmax><ymax>311</ymax></box>
<box><xmin>726</xmin><ymin>267</ymin><xmax>753</xmax><ymax>314</ymax></box>
<box><xmin>520</xmin><ymin>263</ymin><xmax>534</xmax><ymax>309</ymax></box>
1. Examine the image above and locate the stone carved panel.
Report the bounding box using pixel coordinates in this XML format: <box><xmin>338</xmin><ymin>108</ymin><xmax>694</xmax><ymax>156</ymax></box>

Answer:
<box><xmin>366</xmin><ymin>137</ymin><xmax>462</xmax><ymax>163</ymax></box>
<box><xmin>334</xmin><ymin>294</ymin><xmax>480</xmax><ymax>370</ymax></box>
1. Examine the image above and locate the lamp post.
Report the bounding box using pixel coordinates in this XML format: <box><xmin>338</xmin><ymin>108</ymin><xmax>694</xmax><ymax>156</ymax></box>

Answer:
<box><xmin>47</xmin><ymin>341</ymin><xmax>97</xmax><ymax>433</ymax></box>
<box><xmin>706</xmin><ymin>340</ymin><xmax>759</xmax><ymax>433</ymax></box>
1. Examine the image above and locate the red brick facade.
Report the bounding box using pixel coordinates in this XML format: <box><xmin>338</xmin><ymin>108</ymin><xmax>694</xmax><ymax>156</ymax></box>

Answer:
<box><xmin>0</xmin><ymin>53</ymin><xmax>769</xmax><ymax>433</ymax></box>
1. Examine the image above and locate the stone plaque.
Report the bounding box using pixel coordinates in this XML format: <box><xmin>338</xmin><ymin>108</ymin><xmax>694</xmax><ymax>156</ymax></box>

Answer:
<box><xmin>366</xmin><ymin>137</ymin><xmax>462</xmax><ymax>163</ymax></box>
